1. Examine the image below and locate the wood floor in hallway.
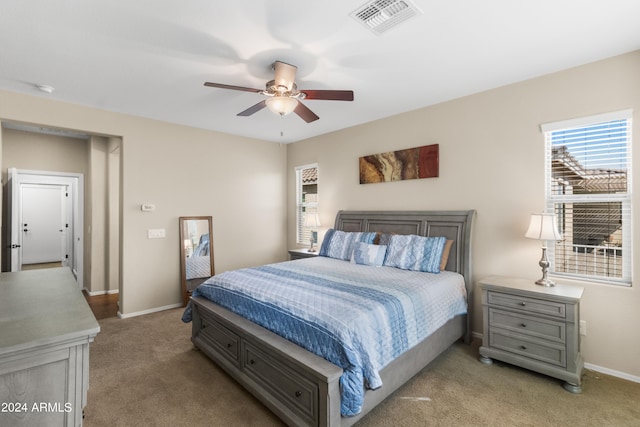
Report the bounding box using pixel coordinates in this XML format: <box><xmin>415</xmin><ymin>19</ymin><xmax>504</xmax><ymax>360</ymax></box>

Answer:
<box><xmin>84</xmin><ymin>292</ymin><xmax>119</xmax><ymax>320</ymax></box>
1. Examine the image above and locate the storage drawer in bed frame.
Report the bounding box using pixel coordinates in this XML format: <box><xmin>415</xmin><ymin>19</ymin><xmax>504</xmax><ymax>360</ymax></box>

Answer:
<box><xmin>197</xmin><ymin>309</ymin><xmax>241</xmax><ymax>365</ymax></box>
<box><xmin>191</xmin><ymin>297</ymin><xmax>343</xmax><ymax>427</ymax></box>
<box><xmin>243</xmin><ymin>341</ymin><xmax>319</xmax><ymax>425</ymax></box>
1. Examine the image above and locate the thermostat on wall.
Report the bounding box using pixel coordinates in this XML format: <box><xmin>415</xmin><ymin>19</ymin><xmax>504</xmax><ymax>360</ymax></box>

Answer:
<box><xmin>141</xmin><ymin>203</ymin><xmax>155</xmax><ymax>212</ymax></box>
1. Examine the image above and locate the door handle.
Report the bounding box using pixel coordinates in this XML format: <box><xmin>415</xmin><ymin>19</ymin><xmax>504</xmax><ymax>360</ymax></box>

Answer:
<box><xmin>23</xmin><ymin>228</ymin><xmax>29</xmax><ymax>232</ymax></box>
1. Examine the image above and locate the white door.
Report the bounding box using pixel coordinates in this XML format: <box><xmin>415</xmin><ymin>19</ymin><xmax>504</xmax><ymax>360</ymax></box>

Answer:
<box><xmin>8</xmin><ymin>168</ymin><xmax>84</xmax><ymax>289</ymax></box>
<box><xmin>21</xmin><ymin>184</ymin><xmax>67</xmax><ymax>265</ymax></box>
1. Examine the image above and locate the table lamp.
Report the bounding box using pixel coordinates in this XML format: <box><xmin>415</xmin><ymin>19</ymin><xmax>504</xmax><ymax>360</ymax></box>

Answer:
<box><xmin>303</xmin><ymin>213</ymin><xmax>321</xmax><ymax>252</ymax></box>
<box><xmin>525</xmin><ymin>213</ymin><xmax>562</xmax><ymax>286</ymax></box>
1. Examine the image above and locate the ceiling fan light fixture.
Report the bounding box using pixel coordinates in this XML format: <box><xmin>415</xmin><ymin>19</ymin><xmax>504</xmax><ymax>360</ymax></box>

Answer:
<box><xmin>266</xmin><ymin>96</ymin><xmax>298</xmax><ymax>116</ymax></box>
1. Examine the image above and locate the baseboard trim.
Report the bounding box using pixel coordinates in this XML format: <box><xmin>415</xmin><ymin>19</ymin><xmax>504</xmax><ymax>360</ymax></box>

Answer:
<box><xmin>85</xmin><ymin>289</ymin><xmax>119</xmax><ymax>296</ymax></box>
<box><xmin>118</xmin><ymin>303</ymin><xmax>183</xmax><ymax>319</ymax></box>
<box><xmin>585</xmin><ymin>363</ymin><xmax>640</xmax><ymax>384</ymax></box>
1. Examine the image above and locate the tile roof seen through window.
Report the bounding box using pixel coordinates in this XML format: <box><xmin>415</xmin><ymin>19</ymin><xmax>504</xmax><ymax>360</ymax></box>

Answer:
<box><xmin>552</xmin><ymin>146</ymin><xmax>627</xmax><ymax>193</ymax></box>
<box><xmin>302</xmin><ymin>167</ymin><xmax>317</xmax><ymax>184</ymax></box>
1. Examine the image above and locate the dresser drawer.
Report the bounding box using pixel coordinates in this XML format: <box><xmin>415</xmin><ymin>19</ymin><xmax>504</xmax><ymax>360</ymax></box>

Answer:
<box><xmin>489</xmin><ymin>308</ymin><xmax>565</xmax><ymax>343</ymax></box>
<box><xmin>487</xmin><ymin>291</ymin><xmax>566</xmax><ymax>318</ymax></box>
<box><xmin>489</xmin><ymin>328</ymin><xmax>566</xmax><ymax>367</ymax></box>
<box><xmin>198</xmin><ymin>312</ymin><xmax>240</xmax><ymax>365</ymax></box>
<box><xmin>243</xmin><ymin>342</ymin><xmax>318</xmax><ymax>426</ymax></box>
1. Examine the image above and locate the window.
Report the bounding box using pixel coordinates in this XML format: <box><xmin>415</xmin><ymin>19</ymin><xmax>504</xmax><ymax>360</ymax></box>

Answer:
<box><xmin>541</xmin><ymin>110</ymin><xmax>632</xmax><ymax>285</ymax></box>
<box><xmin>295</xmin><ymin>164</ymin><xmax>319</xmax><ymax>246</ymax></box>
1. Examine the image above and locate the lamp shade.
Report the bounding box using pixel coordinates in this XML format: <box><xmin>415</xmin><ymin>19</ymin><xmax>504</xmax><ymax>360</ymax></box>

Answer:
<box><xmin>525</xmin><ymin>213</ymin><xmax>562</xmax><ymax>241</ymax></box>
<box><xmin>266</xmin><ymin>96</ymin><xmax>298</xmax><ymax>116</ymax></box>
<box><xmin>303</xmin><ymin>212</ymin><xmax>321</xmax><ymax>228</ymax></box>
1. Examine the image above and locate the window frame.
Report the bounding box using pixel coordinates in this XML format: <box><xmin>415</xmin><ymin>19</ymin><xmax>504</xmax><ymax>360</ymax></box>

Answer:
<box><xmin>295</xmin><ymin>163</ymin><xmax>319</xmax><ymax>246</ymax></box>
<box><xmin>540</xmin><ymin>109</ymin><xmax>633</xmax><ymax>286</ymax></box>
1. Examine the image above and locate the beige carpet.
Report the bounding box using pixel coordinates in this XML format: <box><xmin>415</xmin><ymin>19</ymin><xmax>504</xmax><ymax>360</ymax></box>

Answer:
<box><xmin>85</xmin><ymin>308</ymin><xmax>639</xmax><ymax>426</ymax></box>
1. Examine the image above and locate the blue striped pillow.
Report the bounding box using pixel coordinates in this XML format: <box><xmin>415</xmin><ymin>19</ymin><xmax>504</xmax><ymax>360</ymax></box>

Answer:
<box><xmin>383</xmin><ymin>235</ymin><xmax>447</xmax><ymax>273</ymax></box>
<box><xmin>319</xmin><ymin>229</ymin><xmax>377</xmax><ymax>261</ymax></box>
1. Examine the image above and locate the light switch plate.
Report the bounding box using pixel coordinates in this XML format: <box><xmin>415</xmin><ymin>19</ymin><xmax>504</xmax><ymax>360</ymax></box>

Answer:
<box><xmin>148</xmin><ymin>229</ymin><xmax>165</xmax><ymax>239</ymax></box>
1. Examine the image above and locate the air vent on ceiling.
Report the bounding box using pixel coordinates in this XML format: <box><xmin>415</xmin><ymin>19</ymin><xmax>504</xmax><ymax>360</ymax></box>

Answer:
<box><xmin>350</xmin><ymin>0</ymin><xmax>423</xmax><ymax>35</ymax></box>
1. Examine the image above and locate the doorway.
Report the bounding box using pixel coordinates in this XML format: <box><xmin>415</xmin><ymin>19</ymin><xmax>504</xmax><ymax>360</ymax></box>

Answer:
<box><xmin>7</xmin><ymin>168</ymin><xmax>83</xmax><ymax>287</ymax></box>
<box><xmin>21</xmin><ymin>184</ymin><xmax>67</xmax><ymax>265</ymax></box>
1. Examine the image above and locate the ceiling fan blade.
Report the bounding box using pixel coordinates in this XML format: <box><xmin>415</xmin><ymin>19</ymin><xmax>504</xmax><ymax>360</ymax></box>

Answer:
<box><xmin>273</xmin><ymin>61</ymin><xmax>297</xmax><ymax>91</ymax></box>
<box><xmin>294</xmin><ymin>102</ymin><xmax>319</xmax><ymax>123</ymax></box>
<box><xmin>301</xmin><ymin>90</ymin><xmax>354</xmax><ymax>101</ymax></box>
<box><xmin>204</xmin><ymin>82</ymin><xmax>262</xmax><ymax>93</ymax></box>
<box><xmin>237</xmin><ymin>100</ymin><xmax>267</xmax><ymax>117</ymax></box>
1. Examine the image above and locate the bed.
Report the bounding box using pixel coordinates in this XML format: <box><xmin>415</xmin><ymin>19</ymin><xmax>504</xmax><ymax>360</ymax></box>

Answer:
<box><xmin>185</xmin><ymin>233</ymin><xmax>211</xmax><ymax>280</ymax></box>
<box><xmin>182</xmin><ymin>210</ymin><xmax>475</xmax><ymax>426</ymax></box>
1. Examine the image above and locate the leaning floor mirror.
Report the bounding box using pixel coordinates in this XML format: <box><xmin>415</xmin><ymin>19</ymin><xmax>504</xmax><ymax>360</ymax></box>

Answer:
<box><xmin>179</xmin><ymin>216</ymin><xmax>214</xmax><ymax>306</ymax></box>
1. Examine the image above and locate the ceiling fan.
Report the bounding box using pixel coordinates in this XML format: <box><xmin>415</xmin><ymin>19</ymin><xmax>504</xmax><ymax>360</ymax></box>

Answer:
<box><xmin>204</xmin><ymin>61</ymin><xmax>354</xmax><ymax>123</ymax></box>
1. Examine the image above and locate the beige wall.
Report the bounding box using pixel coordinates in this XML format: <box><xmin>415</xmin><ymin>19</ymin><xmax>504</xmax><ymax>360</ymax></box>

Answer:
<box><xmin>287</xmin><ymin>50</ymin><xmax>640</xmax><ymax>379</ymax></box>
<box><xmin>88</xmin><ymin>135</ymin><xmax>108</xmax><ymax>293</ymax></box>
<box><xmin>0</xmin><ymin>90</ymin><xmax>288</xmax><ymax>316</ymax></box>
<box><xmin>2</xmin><ymin>128</ymin><xmax>88</xmax><ymax>182</ymax></box>
<box><xmin>107</xmin><ymin>138</ymin><xmax>121</xmax><ymax>293</ymax></box>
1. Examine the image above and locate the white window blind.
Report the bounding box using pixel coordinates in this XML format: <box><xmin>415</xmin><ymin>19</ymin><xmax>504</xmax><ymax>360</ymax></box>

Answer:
<box><xmin>295</xmin><ymin>164</ymin><xmax>318</xmax><ymax>246</ymax></box>
<box><xmin>541</xmin><ymin>110</ymin><xmax>632</xmax><ymax>285</ymax></box>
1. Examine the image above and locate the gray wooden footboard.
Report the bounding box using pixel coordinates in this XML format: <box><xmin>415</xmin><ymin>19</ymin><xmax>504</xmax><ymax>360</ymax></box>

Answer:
<box><xmin>190</xmin><ymin>210</ymin><xmax>475</xmax><ymax>426</ymax></box>
<box><xmin>192</xmin><ymin>296</ymin><xmax>465</xmax><ymax>427</ymax></box>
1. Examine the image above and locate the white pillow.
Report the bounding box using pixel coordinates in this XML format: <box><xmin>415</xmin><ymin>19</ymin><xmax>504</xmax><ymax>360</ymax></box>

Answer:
<box><xmin>350</xmin><ymin>242</ymin><xmax>387</xmax><ymax>266</ymax></box>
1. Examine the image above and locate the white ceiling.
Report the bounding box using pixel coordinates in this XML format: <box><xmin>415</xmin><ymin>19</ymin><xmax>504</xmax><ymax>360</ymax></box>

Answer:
<box><xmin>1</xmin><ymin>0</ymin><xmax>639</xmax><ymax>143</ymax></box>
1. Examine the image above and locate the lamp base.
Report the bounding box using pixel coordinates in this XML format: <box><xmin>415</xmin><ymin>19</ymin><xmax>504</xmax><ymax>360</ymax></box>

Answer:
<box><xmin>535</xmin><ymin>246</ymin><xmax>555</xmax><ymax>287</ymax></box>
<box><xmin>535</xmin><ymin>278</ymin><xmax>555</xmax><ymax>287</ymax></box>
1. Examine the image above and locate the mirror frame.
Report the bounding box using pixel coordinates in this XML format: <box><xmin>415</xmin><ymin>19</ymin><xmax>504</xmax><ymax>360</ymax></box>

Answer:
<box><xmin>179</xmin><ymin>216</ymin><xmax>214</xmax><ymax>306</ymax></box>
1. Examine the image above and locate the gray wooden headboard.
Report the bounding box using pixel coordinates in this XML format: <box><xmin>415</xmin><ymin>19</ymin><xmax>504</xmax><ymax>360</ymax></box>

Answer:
<box><xmin>335</xmin><ymin>210</ymin><xmax>475</xmax><ymax>279</ymax></box>
<box><xmin>334</xmin><ymin>209</ymin><xmax>475</xmax><ymax>341</ymax></box>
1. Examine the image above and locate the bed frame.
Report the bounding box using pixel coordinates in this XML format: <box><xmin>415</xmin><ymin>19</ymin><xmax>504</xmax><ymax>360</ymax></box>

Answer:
<box><xmin>190</xmin><ymin>210</ymin><xmax>475</xmax><ymax>427</ymax></box>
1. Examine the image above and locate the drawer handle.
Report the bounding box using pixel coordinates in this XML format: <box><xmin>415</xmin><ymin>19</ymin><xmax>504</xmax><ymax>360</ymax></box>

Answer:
<box><xmin>227</xmin><ymin>343</ymin><xmax>233</xmax><ymax>348</ymax></box>
<box><xmin>520</xmin><ymin>345</ymin><xmax>527</xmax><ymax>350</ymax></box>
<box><xmin>520</xmin><ymin>323</ymin><xmax>527</xmax><ymax>328</ymax></box>
<box><xmin>520</xmin><ymin>302</ymin><xmax>526</xmax><ymax>306</ymax></box>
<box><xmin>202</xmin><ymin>323</ymin><xmax>206</xmax><ymax>329</ymax></box>
<box><xmin>295</xmin><ymin>391</ymin><xmax>302</xmax><ymax>398</ymax></box>
<box><xmin>249</xmin><ymin>359</ymin><xmax>256</xmax><ymax>365</ymax></box>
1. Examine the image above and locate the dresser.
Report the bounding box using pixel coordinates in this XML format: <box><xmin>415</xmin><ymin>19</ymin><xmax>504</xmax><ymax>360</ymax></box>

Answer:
<box><xmin>0</xmin><ymin>268</ymin><xmax>100</xmax><ymax>426</ymax></box>
<box><xmin>478</xmin><ymin>276</ymin><xmax>584</xmax><ymax>393</ymax></box>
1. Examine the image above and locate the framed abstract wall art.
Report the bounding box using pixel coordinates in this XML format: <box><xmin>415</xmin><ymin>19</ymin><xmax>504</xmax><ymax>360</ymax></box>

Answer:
<box><xmin>359</xmin><ymin>144</ymin><xmax>439</xmax><ymax>184</ymax></box>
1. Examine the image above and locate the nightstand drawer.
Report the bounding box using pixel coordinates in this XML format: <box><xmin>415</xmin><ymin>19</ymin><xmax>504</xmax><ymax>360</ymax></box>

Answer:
<box><xmin>488</xmin><ymin>291</ymin><xmax>566</xmax><ymax>318</ymax></box>
<box><xmin>490</xmin><ymin>329</ymin><xmax>566</xmax><ymax>367</ymax></box>
<box><xmin>489</xmin><ymin>308</ymin><xmax>565</xmax><ymax>343</ymax></box>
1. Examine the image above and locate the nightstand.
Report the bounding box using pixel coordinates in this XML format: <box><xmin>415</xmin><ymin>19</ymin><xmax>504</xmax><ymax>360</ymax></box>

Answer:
<box><xmin>478</xmin><ymin>276</ymin><xmax>584</xmax><ymax>393</ymax></box>
<box><xmin>288</xmin><ymin>248</ymin><xmax>319</xmax><ymax>260</ymax></box>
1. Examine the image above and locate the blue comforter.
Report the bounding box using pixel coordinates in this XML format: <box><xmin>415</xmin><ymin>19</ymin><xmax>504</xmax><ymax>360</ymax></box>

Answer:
<box><xmin>182</xmin><ymin>256</ymin><xmax>467</xmax><ymax>416</ymax></box>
